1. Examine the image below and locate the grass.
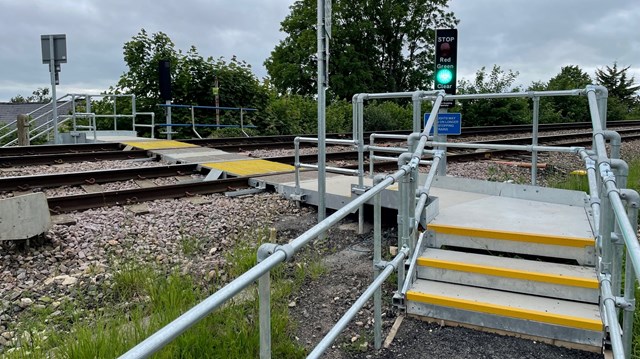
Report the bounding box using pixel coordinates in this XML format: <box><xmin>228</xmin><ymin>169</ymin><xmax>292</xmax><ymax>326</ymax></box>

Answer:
<box><xmin>549</xmin><ymin>158</ymin><xmax>640</xmax><ymax>358</ymax></box>
<box><xmin>3</xmin><ymin>227</ymin><xmax>324</xmax><ymax>358</ymax></box>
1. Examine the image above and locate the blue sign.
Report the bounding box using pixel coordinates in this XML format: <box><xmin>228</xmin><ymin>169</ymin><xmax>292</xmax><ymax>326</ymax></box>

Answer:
<box><xmin>424</xmin><ymin>113</ymin><xmax>462</xmax><ymax>135</ymax></box>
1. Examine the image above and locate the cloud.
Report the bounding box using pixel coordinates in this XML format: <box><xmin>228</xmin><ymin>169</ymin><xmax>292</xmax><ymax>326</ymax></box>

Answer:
<box><xmin>0</xmin><ymin>0</ymin><xmax>638</xmax><ymax>101</ymax></box>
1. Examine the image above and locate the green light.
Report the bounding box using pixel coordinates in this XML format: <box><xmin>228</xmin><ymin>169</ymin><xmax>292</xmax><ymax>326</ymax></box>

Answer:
<box><xmin>436</xmin><ymin>69</ymin><xmax>453</xmax><ymax>84</ymax></box>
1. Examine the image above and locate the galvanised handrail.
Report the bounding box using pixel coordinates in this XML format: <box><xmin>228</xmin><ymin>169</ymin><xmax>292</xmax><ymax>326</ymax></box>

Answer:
<box><xmin>120</xmin><ymin>91</ymin><xmax>446</xmax><ymax>358</ymax></box>
<box><xmin>0</xmin><ymin>95</ymin><xmax>73</xmax><ymax>145</ymax></box>
<box><xmin>120</xmin><ymin>86</ymin><xmax>640</xmax><ymax>359</ymax></box>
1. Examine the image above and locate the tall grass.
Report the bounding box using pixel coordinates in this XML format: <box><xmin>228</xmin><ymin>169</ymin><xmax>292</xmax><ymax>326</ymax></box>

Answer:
<box><xmin>4</xmin><ymin>228</ymin><xmax>318</xmax><ymax>358</ymax></box>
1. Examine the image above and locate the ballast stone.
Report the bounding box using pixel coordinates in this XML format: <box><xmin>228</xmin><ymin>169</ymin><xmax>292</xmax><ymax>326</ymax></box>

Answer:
<box><xmin>0</xmin><ymin>192</ymin><xmax>51</xmax><ymax>241</ymax></box>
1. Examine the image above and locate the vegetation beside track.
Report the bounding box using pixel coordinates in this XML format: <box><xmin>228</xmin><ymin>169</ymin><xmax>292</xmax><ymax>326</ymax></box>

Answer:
<box><xmin>3</xmin><ymin>228</ymin><xmax>324</xmax><ymax>358</ymax></box>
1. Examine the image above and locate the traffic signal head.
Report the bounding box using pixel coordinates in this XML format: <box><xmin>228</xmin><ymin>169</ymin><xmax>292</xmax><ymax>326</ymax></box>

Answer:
<box><xmin>434</xmin><ymin>29</ymin><xmax>458</xmax><ymax>103</ymax></box>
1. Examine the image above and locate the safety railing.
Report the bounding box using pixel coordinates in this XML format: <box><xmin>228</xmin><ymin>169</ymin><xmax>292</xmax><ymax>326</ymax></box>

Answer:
<box><xmin>156</xmin><ymin>104</ymin><xmax>258</xmax><ymax>139</ymax></box>
<box><xmin>120</xmin><ymin>86</ymin><xmax>639</xmax><ymax>359</ymax></box>
<box><xmin>2</xmin><ymin>93</ymin><xmax>141</xmax><ymax>146</ymax></box>
<box><xmin>1</xmin><ymin>94</ymin><xmax>74</xmax><ymax>146</ymax></box>
<box><xmin>119</xmin><ymin>90</ymin><xmax>445</xmax><ymax>358</ymax></box>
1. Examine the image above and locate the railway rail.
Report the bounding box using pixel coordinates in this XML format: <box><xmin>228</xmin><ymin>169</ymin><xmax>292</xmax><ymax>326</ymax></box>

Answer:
<box><xmin>2</xmin><ymin>124</ymin><xmax>639</xmax><ymax>213</ymax></box>
<box><xmin>2</xmin><ymin>120</ymin><xmax>639</xmax><ymax>160</ymax></box>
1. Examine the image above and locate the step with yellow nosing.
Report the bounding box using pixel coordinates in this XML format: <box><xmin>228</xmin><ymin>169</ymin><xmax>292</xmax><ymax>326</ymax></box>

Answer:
<box><xmin>201</xmin><ymin>159</ymin><xmax>294</xmax><ymax>176</ymax></box>
<box><xmin>407</xmin><ymin>281</ymin><xmax>602</xmax><ymax>331</ymax></box>
<box><xmin>428</xmin><ymin>223</ymin><xmax>594</xmax><ymax>248</ymax></box>
<box><xmin>418</xmin><ymin>257</ymin><xmax>598</xmax><ymax>289</ymax></box>
<box><xmin>121</xmin><ymin>140</ymin><xmax>199</xmax><ymax>150</ymax></box>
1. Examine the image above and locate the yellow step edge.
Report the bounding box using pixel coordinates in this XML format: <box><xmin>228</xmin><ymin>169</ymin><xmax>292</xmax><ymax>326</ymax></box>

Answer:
<box><xmin>418</xmin><ymin>258</ymin><xmax>598</xmax><ymax>289</ymax></box>
<box><xmin>121</xmin><ymin>140</ymin><xmax>199</xmax><ymax>150</ymax></box>
<box><xmin>406</xmin><ymin>291</ymin><xmax>602</xmax><ymax>331</ymax></box>
<box><xmin>201</xmin><ymin>159</ymin><xmax>294</xmax><ymax>176</ymax></box>
<box><xmin>427</xmin><ymin>223</ymin><xmax>594</xmax><ymax>248</ymax></box>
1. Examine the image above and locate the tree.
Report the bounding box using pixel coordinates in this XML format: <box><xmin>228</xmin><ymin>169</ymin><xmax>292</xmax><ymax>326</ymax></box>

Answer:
<box><xmin>595</xmin><ymin>63</ymin><xmax>640</xmax><ymax>103</ymax></box>
<box><xmin>9</xmin><ymin>88</ymin><xmax>51</xmax><ymax>103</ymax></box>
<box><xmin>454</xmin><ymin>65</ymin><xmax>529</xmax><ymax>126</ymax></box>
<box><xmin>114</xmin><ymin>29</ymin><xmax>268</xmax><ymax>136</ymax></box>
<box><xmin>595</xmin><ymin>62</ymin><xmax>640</xmax><ymax>116</ymax></box>
<box><xmin>265</xmin><ymin>0</ymin><xmax>458</xmax><ymax>100</ymax></box>
<box><xmin>544</xmin><ymin>65</ymin><xmax>592</xmax><ymax>122</ymax></box>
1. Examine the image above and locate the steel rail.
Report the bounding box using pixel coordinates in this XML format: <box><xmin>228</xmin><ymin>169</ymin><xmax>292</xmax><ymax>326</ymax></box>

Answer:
<box><xmin>46</xmin><ymin>176</ymin><xmax>253</xmax><ymax>213</ymax></box>
<box><xmin>0</xmin><ymin>150</ymin><xmax>151</xmax><ymax>167</ymax></box>
<box><xmin>0</xmin><ymin>164</ymin><xmax>200</xmax><ymax>191</ymax></box>
<box><xmin>2</xmin><ymin>120</ymin><xmax>639</xmax><ymax>158</ymax></box>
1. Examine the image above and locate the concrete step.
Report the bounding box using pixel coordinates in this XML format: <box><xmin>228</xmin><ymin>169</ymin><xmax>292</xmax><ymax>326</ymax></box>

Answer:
<box><xmin>406</xmin><ymin>280</ymin><xmax>603</xmax><ymax>349</ymax></box>
<box><xmin>416</xmin><ymin>248</ymin><xmax>598</xmax><ymax>303</ymax></box>
<box><xmin>426</xmin><ymin>223</ymin><xmax>596</xmax><ymax>265</ymax></box>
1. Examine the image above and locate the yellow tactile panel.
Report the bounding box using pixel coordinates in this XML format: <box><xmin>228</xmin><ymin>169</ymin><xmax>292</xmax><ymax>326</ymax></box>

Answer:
<box><xmin>201</xmin><ymin>159</ymin><xmax>294</xmax><ymax>176</ymax></box>
<box><xmin>121</xmin><ymin>140</ymin><xmax>199</xmax><ymax>150</ymax></box>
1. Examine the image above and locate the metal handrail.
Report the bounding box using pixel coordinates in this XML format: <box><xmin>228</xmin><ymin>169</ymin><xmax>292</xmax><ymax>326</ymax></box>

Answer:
<box><xmin>119</xmin><ymin>86</ymin><xmax>640</xmax><ymax>359</ymax></box>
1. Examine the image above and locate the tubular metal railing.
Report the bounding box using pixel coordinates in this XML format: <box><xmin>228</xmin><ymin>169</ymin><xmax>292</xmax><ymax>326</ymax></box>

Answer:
<box><xmin>120</xmin><ymin>86</ymin><xmax>639</xmax><ymax>359</ymax></box>
<box><xmin>1</xmin><ymin>93</ymin><xmax>142</xmax><ymax>146</ymax></box>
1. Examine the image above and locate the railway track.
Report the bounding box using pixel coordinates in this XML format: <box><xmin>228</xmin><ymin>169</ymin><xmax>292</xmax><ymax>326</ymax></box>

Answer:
<box><xmin>2</xmin><ymin>124</ymin><xmax>639</xmax><ymax>213</ymax></box>
<box><xmin>2</xmin><ymin>121</ymin><xmax>639</xmax><ymax>163</ymax></box>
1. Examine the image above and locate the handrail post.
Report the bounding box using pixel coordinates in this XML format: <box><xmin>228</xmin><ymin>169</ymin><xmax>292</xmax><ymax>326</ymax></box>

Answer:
<box><xmin>113</xmin><ymin>96</ymin><xmax>118</xmax><ymax>131</ymax></box>
<box><xmin>621</xmin><ymin>189</ymin><xmax>639</xmax><ymax>358</ymax></box>
<box><xmin>294</xmin><ymin>137</ymin><xmax>301</xmax><ymax>195</ymax></box>
<box><xmin>531</xmin><ymin>96</ymin><xmax>540</xmax><ymax>185</ymax></box>
<box><xmin>397</xmin><ymin>153</ymin><xmax>412</xmax><ymax>294</ymax></box>
<box><xmin>373</xmin><ymin>175</ymin><xmax>384</xmax><ymax>349</ymax></box>
<box><xmin>257</xmin><ymin>244</ymin><xmax>276</xmax><ymax>359</ymax></box>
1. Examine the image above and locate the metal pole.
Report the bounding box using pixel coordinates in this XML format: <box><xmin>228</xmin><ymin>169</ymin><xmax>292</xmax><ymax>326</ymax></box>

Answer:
<box><xmin>48</xmin><ymin>35</ymin><xmax>59</xmax><ymax>144</ymax></box>
<box><xmin>316</xmin><ymin>0</ymin><xmax>327</xmax><ymax>233</ymax></box>
<box><xmin>113</xmin><ymin>96</ymin><xmax>118</xmax><ymax>131</ymax></box>
<box><xmin>215</xmin><ymin>77</ymin><xmax>220</xmax><ymax>126</ymax></box>
<box><xmin>373</xmin><ymin>176</ymin><xmax>382</xmax><ymax>349</ymax></box>
<box><xmin>531</xmin><ymin>97</ymin><xmax>540</xmax><ymax>185</ymax></box>
<box><xmin>435</xmin><ymin>109</ymin><xmax>447</xmax><ymax>175</ymax></box>
<box><xmin>622</xmin><ymin>191</ymin><xmax>638</xmax><ymax>358</ymax></box>
<box><xmin>258</xmin><ymin>271</ymin><xmax>271</xmax><ymax>359</ymax></box>
<box><xmin>166</xmin><ymin>100</ymin><xmax>172</xmax><ymax>140</ymax></box>
<box><xmin>307</xmin><ymin>249</ymin><xmax>408</xmax><ymax>359</ymax></box>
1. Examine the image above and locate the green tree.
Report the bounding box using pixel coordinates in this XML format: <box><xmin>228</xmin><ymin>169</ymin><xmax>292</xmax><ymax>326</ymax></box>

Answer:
<box><xmin>265</xmin><ymin>0</ymin><xmax>458</xmax><ymax>100</ymax></box>
<box><xmin>544</xmin><ymin>65</ymin><xmax>592</xmax><ymax>122</ymax></box>
<box><xmin>595</xmin><ymin>62</ymin><xmax>640</xmax><ymax>106</ymax></box>
<box><xmin>595</xmin><ymin>62</ymin><xmax>640</xmax><ymax>120</ymax></box>
<box><xmin>10</xmin><ymin>87</ymin><xmax>51</xmax><ymax>103</ymax></box>
<box><xmin>454</xmin><ymin>65</ymin><xmax>529</xmax><ymax>126</ymax></box>
<box><xmin>114</xmin><ymin>29</ymin><xmax>268</xmax><ymax>136</ymax></box>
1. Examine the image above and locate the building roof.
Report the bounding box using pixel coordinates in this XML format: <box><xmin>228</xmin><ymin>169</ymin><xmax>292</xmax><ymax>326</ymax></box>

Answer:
<box><xmin>0</xmin><ymin>102</ymin><xmax>74</xmax><ymax>125</ymax></box>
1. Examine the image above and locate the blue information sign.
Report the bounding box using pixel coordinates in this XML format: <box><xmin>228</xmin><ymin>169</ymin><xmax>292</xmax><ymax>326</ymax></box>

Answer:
<box><xmin>424</xmin><ymin>113</ymin><xmax>462</xmax><ymax>135</ymax></box>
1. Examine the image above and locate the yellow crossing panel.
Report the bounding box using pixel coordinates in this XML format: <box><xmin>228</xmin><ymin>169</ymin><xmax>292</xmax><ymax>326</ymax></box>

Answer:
<box><xmin>201</xmin><ymin>159</ymin><xmax>294</xmax><ymax>176</ymax></box>
<box><xmin>418</xmin><ymin>258</ymin><xmax>598</xmax><ymax>289</ymax></box>
<box><xmin>428</xmin><ymin>223</ymin><xmax>594</xmax><ymax>248</ymax></box>
<box><xmin>406</xmin><ymin>291</ymin><xmax>602</xmax><ymax>331</ymax></box>
<box><xmin>121</xmin><ymin>140</ymin><xmax>198</xmax><ymax>150</ymax></box>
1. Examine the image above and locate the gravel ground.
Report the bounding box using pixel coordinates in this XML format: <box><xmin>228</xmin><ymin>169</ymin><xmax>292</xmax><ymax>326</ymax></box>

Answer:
<box><xmin>2</xmin><ymin>137</ymin><xmax>640</xmax><ymax>356</ymax></box>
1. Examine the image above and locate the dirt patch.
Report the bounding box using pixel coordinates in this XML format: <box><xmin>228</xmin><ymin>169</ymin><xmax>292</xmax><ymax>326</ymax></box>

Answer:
<box><xmin>282</xmin><ymin>211</ymin><xmax>603</xmax><ymax>359</ymax></box>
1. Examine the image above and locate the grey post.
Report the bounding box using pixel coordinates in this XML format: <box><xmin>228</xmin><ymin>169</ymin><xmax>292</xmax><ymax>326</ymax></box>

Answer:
<box><xmin>48</xmin><ymin>35</ymin><xmax>59</xmax><ymax>144</ymax></box>
<box><xmin>531</xmin><ymin>96</ymin><xmax>540</xmax><ymax>185</ymax></box>
<box><xmin>165</xmin><ymin>100</ymin><xmax>172</xmax><ymax>140</ymax></box>
<box><xmin>316</xmin><ymin>0</ymin><xmax>328</xmax><ymax>234</ymax></box>
<box><xmin>17</xmin><ymin>114</ymin><xmax>30</xmax><ymax>146</ymax></box>
<box><xmin>373</xmin><ymin>175</ymin><xmax>383</xmax><ymax>349</ymax></box>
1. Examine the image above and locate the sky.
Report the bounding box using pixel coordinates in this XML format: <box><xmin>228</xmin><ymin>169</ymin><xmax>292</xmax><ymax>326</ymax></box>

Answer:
<box><xmin>0</xmin><ymin>0</ymin><xmax>638</xmax><ymax>102</ymax></box>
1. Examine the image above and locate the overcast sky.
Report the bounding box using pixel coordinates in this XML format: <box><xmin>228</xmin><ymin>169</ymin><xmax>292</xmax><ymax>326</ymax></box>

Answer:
<box><xmin>0</xmin><ymin>0</ymin><xmax>638</xmax><ymax>102</ymax></box>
